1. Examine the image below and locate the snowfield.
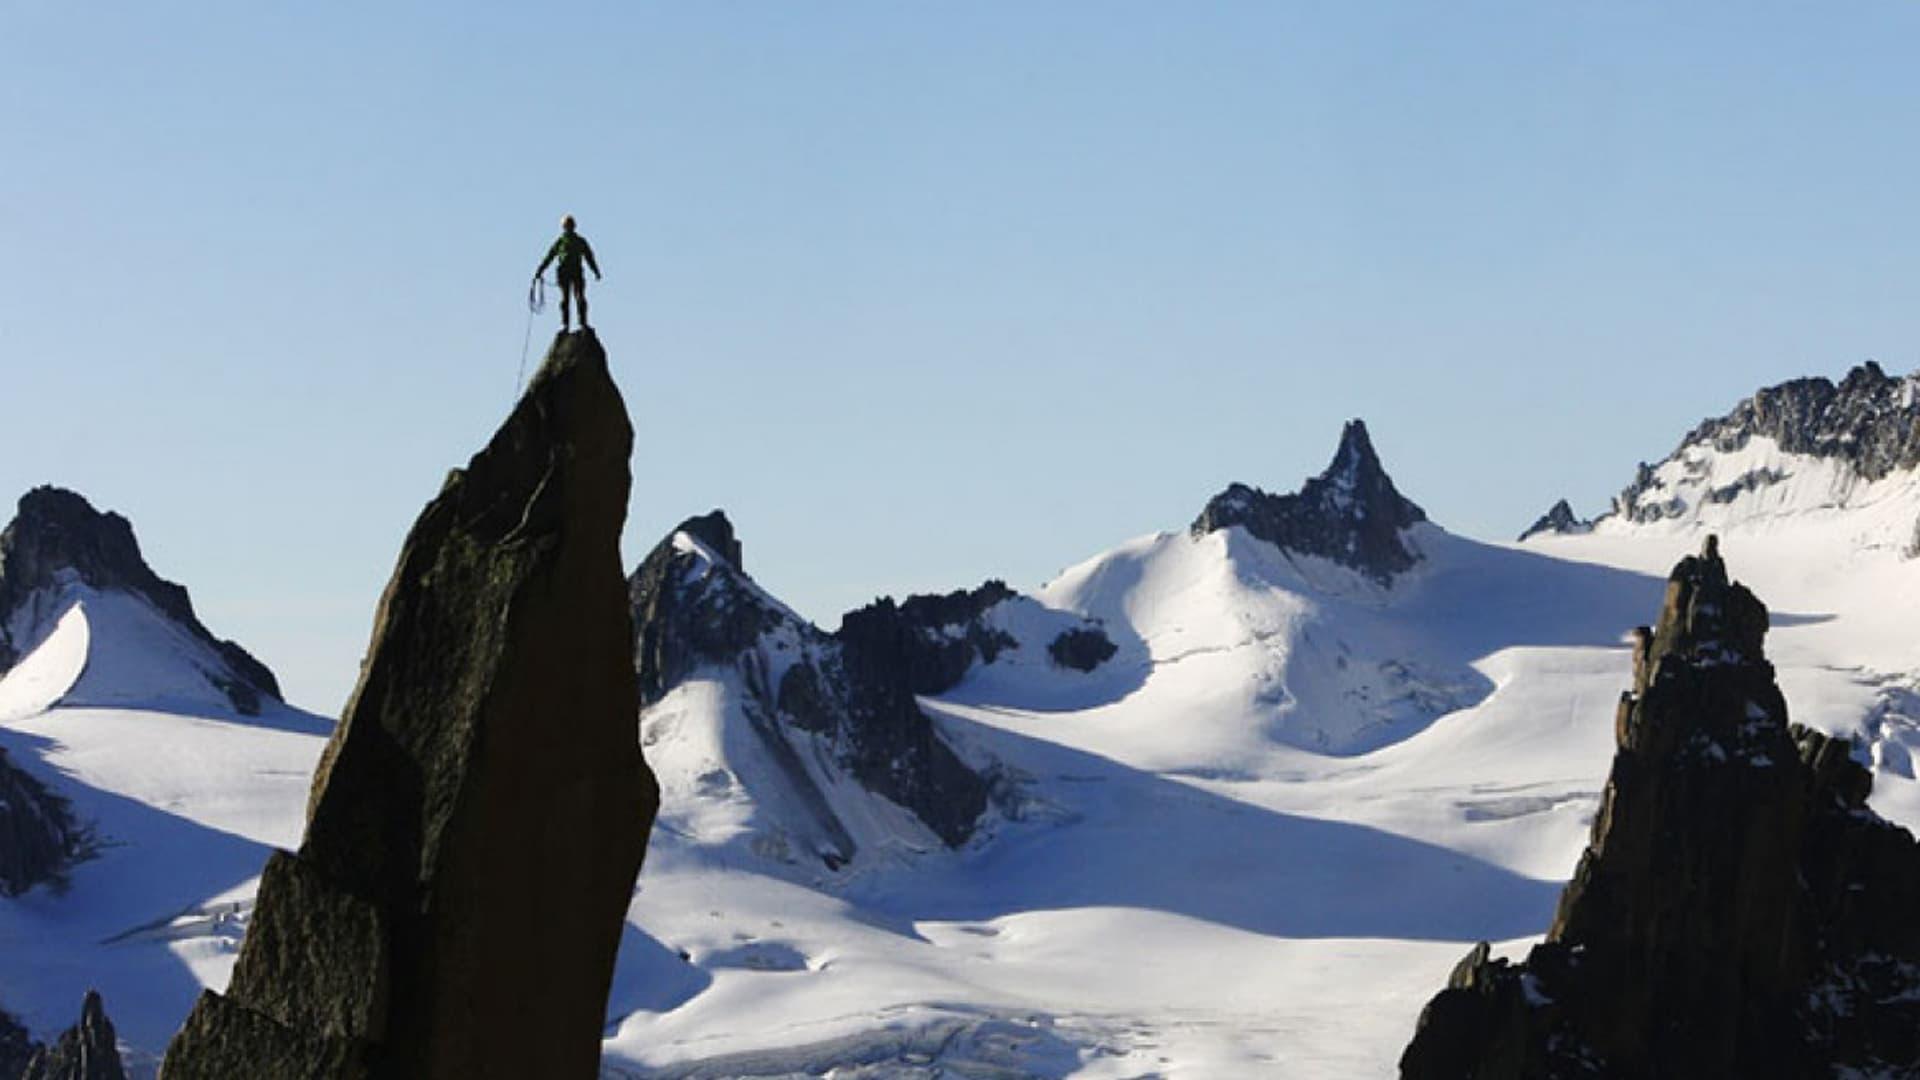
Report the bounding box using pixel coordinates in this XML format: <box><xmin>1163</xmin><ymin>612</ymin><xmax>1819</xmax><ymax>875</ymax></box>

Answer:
<box><xmin>4</xmin><ymin>435</ymin><xmax>1920</xmax><ymax>1077</ymax></box>
<box><xmin>0</xmin><ymin>593</ymin><xmax>329</xmax><ymax>1076</ymax></box>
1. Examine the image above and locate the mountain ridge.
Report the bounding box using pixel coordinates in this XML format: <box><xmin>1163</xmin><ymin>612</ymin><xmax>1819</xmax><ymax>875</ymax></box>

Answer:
<box><xmin>0</xmin><ymin>487</ymin><xmax>280</xmax><ymax>716</ymax></box>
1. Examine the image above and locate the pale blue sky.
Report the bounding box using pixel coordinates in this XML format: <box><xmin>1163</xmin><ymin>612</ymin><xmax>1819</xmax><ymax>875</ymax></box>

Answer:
<box><xmin>5</xmin><ymin>3</ymin><xmax>1919</xmax><ymax>711</ymax></box>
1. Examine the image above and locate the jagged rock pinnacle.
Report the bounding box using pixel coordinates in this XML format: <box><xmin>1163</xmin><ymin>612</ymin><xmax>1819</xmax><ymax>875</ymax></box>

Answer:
<box><xmin>162</xmin><ymin>329</ymin><xmax>657</xmax><ymax>1078</ymax></box>
<box><xmin>1517</xmin><ymin>498</ymin><xmax>1588</xmax><ymax>542</ymax></box>
<box><xmin>22</xmin><ymin>989</ymin><xmax>127</xmax><ymax>1080</ymax></box>
<box><xmin>1400</xmin><ymin>536</ymin><xmax>1920</xmax><ymax>1078</ymax></box>
<box><xmin>1191</xmin><ymin>419</ymin><xmax>1428</xmax><ymax>584</ymax></box>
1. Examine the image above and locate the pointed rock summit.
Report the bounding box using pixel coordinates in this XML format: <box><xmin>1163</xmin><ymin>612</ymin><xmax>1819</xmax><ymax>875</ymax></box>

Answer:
<box><xmin>629</xmin><ymin>512</ymin><xmax>1000</xmax><ymax>854</ymax></box>
<box><xmin>23</xmin><ymin>990</ymin><xmax>128</xmax><ymax>1080</ymax></box>
<box><xmin>0</xmin><ymin>487</ymin><xmax>280</xmax><ymax>714</ymax></box>
<box><xmin>1400</xmin><ymin>537</ymin><xmax>1920</xmax><ymax>1078</ymax></box>
<box><xmin>1192</xmin><ymin>419</ymin><xmax>1428</xmax><ymax>584</ymax></box>
<box><xmin>162</xmin><ymin>331</ymin><xmax>658</xmax><ymax>1078</ymax></box>
<box><xmin>1516</xmin><ymin>498</ymin><xmax>1589</xmax><ymax>542</ymax></box>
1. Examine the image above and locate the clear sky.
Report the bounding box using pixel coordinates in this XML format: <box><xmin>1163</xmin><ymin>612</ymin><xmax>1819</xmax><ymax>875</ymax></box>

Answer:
<box><xmin>5</xmin><ymin>3</ymin><xmax>1920</xmax><ymax>712</ymax></box>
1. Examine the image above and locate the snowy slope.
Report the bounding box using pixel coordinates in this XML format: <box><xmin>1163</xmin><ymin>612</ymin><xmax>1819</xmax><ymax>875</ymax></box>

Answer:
<box><xmin>9</xmin><ymin>386</ymin><xmax>1920</xmax><ymax>1076</ymax></box>
<box><xmin>0</xmin><ymin>579</ymin><xmax>276</xmax><ymax>722</ymax></box>
<box><xmin>604</xmin><ymin>518</ymin><xmax>1681</xmax><ymax>1078</ymax></box>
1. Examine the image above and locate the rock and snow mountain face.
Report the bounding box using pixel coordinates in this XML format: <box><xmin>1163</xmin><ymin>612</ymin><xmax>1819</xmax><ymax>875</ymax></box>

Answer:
<box><xmin>1530</xmin><ymin>361</ymin><xmax>1920</xmax><ymax>550</ymax></box>
<box><xmin>0</xmin><ymin>488</ymin><xmax>327</xmax><ymax>1073</ymax></box>
<box><xmin>1525</xmin><ymin>361</ymin><xmax>1920</xmax><ymax>830</ymax></box>
<box><xmin>9</xmin><ymin>364</ymin><xmax>1920</xmax><ymax>1077</ymax></box>
<box><xmin>1403</xmin><ymin>539</ymin><xmax>1920</xmax><ymax>1078</ymax></box>
<box><xmin>1192</xmin><ymin>419</ymin><xmax>1428</xmax><ymax>585</ymax></box>
<box><xmin>0</xmin><ymin>487</ymin><xmax>281</xmax><ymax>719</ymax></box>
<box><xmin>629</xmin><ymin>509</ymin><xmax>1117</xmax><ymax>870</ymax></box>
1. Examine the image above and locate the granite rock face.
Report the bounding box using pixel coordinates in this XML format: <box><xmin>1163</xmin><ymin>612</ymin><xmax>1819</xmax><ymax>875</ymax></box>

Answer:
<box><xmin>630</xmin><ymin>513</ymin><xmax>1005</xmax><ymax>853</ymax></box>
<box><xmin>1400</xmin><ymin>537</ymin><xmax>1920</xmax><ymax>1079</ymax></box>
<box><xmin>161</xmin><ymin>331</ymin><xmax>657</xmax><ymax>1079</ymax></box>
<box><xmin>0</xmin><ymin>487</ymin><xmax>280</xmax><ymax>714</ymax></box>
<box><xmin>22</xmin><ymin>990</ymin><xmax>127</xmax><ymax>1080</ymax></box>
<box><xmin>0</xmin><ymin>747</ymin><xmax>88</xmax><ymax>897</ymax></box>
<box><xmin>1191</xmin><ymin>420</ymin><xmax>1427</xmax><ymax>585</ymax></box>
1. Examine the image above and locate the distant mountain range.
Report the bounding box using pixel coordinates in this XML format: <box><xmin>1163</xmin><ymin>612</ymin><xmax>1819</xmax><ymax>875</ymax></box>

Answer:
<box><xmin>2</xmin><ymin>358</ymin><xmax>1918</xmax><ymax>1076</ymax></box>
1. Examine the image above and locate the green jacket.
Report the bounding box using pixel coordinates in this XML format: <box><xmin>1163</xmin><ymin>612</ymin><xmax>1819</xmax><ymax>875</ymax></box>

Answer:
<box><xmin>537</xmin><ymin>232</ymin><xmax>600</xmax><ymax>280</ymax></box>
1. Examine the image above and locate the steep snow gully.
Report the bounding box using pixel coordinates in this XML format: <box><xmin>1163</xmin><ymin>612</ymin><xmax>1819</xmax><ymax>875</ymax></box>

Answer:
<box><xmin>4</xmin><ymin>359</ymin><xmax>1920</xmax><ymax>1076</ymax></box>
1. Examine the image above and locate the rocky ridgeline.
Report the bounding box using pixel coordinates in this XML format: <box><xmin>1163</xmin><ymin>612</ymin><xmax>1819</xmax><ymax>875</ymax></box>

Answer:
<box><xmin>1191</xmin><ymin>420</ymin><xmax>1428</xmax><ymax>585</ymax></box>
<box><xmin>1400</xmin><ymin>537</ymin><xmax>1920</xmax><ymax>1078</ymax></box>
<box><xmin>632</xmin><ymin>512</ymin><xmax>1117</xmax><ymax>855</ymax></box>
<box><xmin>0</xmin><ymin>488</ymin><xmax>280</xmax><ymax>715</ymax></box>
<box><xmin>161</xmin><ymin>332</ymin><xmax>657</xmax><ymax>1078</ymax></box>
<box><xmin>1611</xmin><ymin>360</ymin><xmax>1920</xmax><ymax>525</ymax></box>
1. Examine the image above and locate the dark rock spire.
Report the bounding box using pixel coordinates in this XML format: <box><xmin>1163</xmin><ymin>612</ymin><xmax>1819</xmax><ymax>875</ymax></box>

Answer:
<box><xmin>0</xmin><ymin>486</ymin><xmax>281</xmax><ymax>714</ymax></box>
<box><xmin>161</xmin><ymin>331</ymin><xmax>658</xmax><ymax>1078</ymax></box>
<box><xmin>1400</xmin><ymin>536</ymin><xmax>1920</xmax><ymax>1079</ymax></box>
<box><xmin>22</xmin><ymin>990</ymin><xmax>128</xmax><ymax>1080</ymax></box>
<box><xmin>1191</xmin><ymin>419</ymin><xmax>1428</xmax><ymax>585</ymax></box>
<box><xmin>1516</xmin><ymin>498</ymin><xmax>1588</xmax><ymax>542</ymax></box>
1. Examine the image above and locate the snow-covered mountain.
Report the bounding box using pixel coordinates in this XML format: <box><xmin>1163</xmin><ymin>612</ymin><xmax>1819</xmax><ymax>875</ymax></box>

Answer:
<box><xmin>1527</xmin><ymin>360</ymin><xmax>1920</xmax><ymax>552</ymax></box>
<box><xmin>629</xmin><ymin>509</ymin><xmax>1118</xmax><ymax>875</ymax></box>
<box><xmin>0</xmin><ymin>487</ymin><xmax>283</xmax><ymax>719</ymax></box>
<box><xmin>5</xmin><ymin>366</ymin><xmax>1920</xmax><ymax>1076</ymax></box>
<box><xmin>0</xmin><ymin>488</ymin><xmax>328</xmax><ymax>1073</ymax></box>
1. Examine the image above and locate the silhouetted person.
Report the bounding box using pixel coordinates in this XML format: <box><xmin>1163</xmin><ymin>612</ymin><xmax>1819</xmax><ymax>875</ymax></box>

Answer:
<box><xmin>536</xmin><ymin>214</ymin><xmax>601</xmax><ymax>332</ymax></box>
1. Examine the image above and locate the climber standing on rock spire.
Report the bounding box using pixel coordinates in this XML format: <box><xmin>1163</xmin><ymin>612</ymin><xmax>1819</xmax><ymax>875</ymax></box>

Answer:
<box><xmin>535</xmin><ymin>214</ymin><xmax>601</xmax><ymax>332</ymax></box>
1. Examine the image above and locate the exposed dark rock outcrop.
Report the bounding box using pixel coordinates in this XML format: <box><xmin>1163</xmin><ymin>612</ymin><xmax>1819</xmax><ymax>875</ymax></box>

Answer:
<box><xmin>1516</xmin><ymin>498</ymin><xmax>1590</xmax><ymax>542</ymax></box>
<box><xmin>1610</xmin><ymin>361</ymin><xmax>1920</xmax><ymax>523</ymax></box>
<box><xmin>1400</xmin><ymin>536</ymin><xmax>1920</xmax><ymax>1079</ymax></box>
<box><xmin>630</xmin><ymin>514</ymin><xmax>997</xmax><ymax>853</ymax></box>
<box><xmin>1191</xmin><ymin>420</ymin><xmax>1428</xmax><ymax>585</ymax></box>
<box><xmin>0</xmin><ymin>747</ymin><xmax>89</xmax><ymax>896</ymax></box>
<box><xmin>22</xmin><ymin>990</ymin><xmax>127</xmax><ymax>1080</ymax></box>
<box><xmin>0</xmin><ymin>1007</ymin><xmax>37</xmax><ymax>1080</ymax></box>
<box><xmin>0</xmin><ymin>487</ymin><xmax>280</xmax><ymax>714</ymax></box>
<box><xmin>161</xmin><ymin>331</ymin><xmax>657</xmax><ymax>1079</ymax></box>
<box><xmin>1047</xmin><ymin>627</ymin><xmax>1119</xmax><ymax>672</ymax></box>
<box><xmin>836</xmin><ymin>581</ymin><xmax>1020</xmax><ymax>696</ymax></box>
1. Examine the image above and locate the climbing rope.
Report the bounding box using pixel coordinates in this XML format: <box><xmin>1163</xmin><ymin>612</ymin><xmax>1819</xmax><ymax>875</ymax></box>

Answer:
<box><xmin>515</xmin><ymin>275</ymin><xmax>550</xmax><ymax>397</ymax></box>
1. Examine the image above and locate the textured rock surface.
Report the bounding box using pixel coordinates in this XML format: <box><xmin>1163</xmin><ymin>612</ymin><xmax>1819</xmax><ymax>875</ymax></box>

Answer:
<box><xmin>630</xmin><ymin>513</ymin><xmax>999</xmax><ymax>852</ymax></box>
<box><xmin>22</xmin><ymin>990</ymin><xmax>127</xmax><ymax>1080</ymax></box>
<box><xmin>1516</xmin><ymin>498</ymin><xmax>1589</xmax><ymax>542</ymax></box>
<box><xmin>1047</xmin><ymin>626</ymin><xmax>1119</xmax><ymax>672</ymax></box>
<box><xmin>0</xmin><ymin>747</ymin><xmax>88</xmax><ymax>896</ymax></box>
<box><xmin>0</xmin><ymin>487</ymin><xmax>280</xmax><ymax>713</ymax></box>
<box><xmin>0</xmin><ymin>1008</ymin><xmax>37</xmax><ymax>1080</ymax></box>
<box><xmin>1191</xmin><ymin>420</ymin><xmax>1427</xmax><ymax>584</ymax></box>
<box><xmin>1610</xmin><ymin>361</ymin><xmax>1920</xmax><ymax>523</ymax></box>
<box><xmin>161</xmin><ymin>331</ymin><xmax>657</xmax><ymax>1079</ymax></box>
<box><xmin>1400</xmin><ymin>537</ymin><xmax>1920</xmax><ymax>1079</ymax></box>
